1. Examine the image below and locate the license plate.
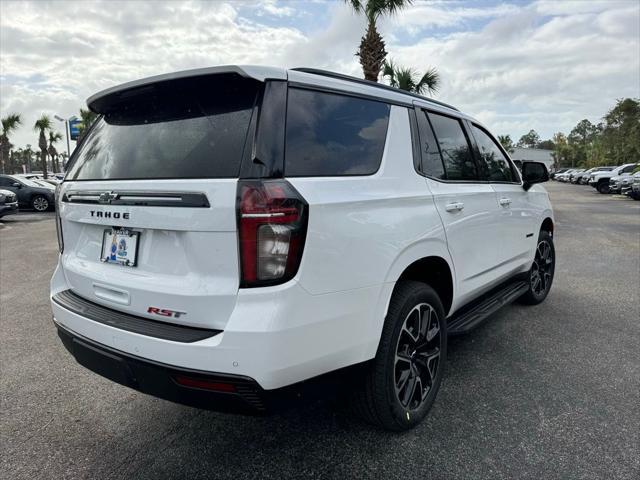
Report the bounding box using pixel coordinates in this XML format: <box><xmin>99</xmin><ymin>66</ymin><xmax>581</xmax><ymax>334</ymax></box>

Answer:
<box><xmin>101</xmin><ymin>228</ymin><xmax>140</xmax><ymax>267</ymax></box>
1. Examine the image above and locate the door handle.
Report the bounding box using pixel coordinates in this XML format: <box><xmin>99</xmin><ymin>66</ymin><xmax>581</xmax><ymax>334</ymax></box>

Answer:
<box><xmin>499</xmin><ymin>198</ymin><xmax>512</xmax><ymax>206</ymax></box>
<box><xmin>445</xmin><ymin>202</ymin><xmax>465</xmax><ymax>212</ymax></box>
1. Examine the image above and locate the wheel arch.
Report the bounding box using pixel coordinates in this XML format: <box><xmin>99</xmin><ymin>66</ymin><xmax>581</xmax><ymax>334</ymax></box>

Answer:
<box><xmin>394</xmin><ymin>256</ymin><xmax>454</xmax><ymax>318</ymax></box>
<box><xmin>540</xmin><ymin>217</ymin><xmax>554</xmax><ymax>235</ymax></box>
<box><xmin>366</xmin><ymin>251</ymin><xmax>455</xmax><ymax>361</ymax></box>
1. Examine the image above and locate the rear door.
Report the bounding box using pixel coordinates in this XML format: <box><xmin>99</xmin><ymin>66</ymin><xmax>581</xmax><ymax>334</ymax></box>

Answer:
<box><xmin>414</xmin><ymin>107</ymin><xmax>502</xmax><ymax>305</ymax></box>
<box><xmin>468</xmin><ymin>123</ymin><xmax>535</xmax><ymax>275</ymax></box>
<box><xmin>58</xmin><ymin>73</ymin><xmax>261</xmax><ymax>330</ymax></box>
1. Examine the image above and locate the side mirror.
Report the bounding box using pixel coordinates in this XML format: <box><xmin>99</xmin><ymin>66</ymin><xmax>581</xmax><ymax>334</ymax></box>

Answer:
<box><xmin>12</xmin><ymin>182</ymin><xmax>22</xmax><ymax>188</ymax></box>
<box><xmin>522</xmin><ymin>162</ymin><xmax>549</xmax><ymax>191</ymax></box>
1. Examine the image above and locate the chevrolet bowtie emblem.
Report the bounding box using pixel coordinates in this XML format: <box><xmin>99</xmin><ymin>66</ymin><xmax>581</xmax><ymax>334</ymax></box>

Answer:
<box><xmin>98</xmin><ymin>191</ymin><xmax>119</xmax><ymax>204</ymax></box>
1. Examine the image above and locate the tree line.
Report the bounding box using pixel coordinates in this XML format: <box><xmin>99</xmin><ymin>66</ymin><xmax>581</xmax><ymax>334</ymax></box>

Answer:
<box><xmin>497</xmin><ymin>98</ymin><xmax>639</xmax><ymax>169</ymax></box>
<box><xmin>0</xmin><ymin>109</ymin><xmax>97</xmax><ymax>178</ymax></box>
<box><xmin>2</xmin><ymin>1</ymin><xmax>635</xmax><ymax>176</ymax></box>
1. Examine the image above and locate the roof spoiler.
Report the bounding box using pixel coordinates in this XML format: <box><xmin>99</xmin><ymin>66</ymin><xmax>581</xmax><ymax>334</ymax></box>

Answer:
<box><xmin>87</xmin><ymin>65</ymin><xmax>287</xmax><ymax>113</ymax></box>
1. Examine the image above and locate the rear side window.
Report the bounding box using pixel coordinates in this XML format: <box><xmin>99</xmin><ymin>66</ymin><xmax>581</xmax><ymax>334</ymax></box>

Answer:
<box><xmin>285</xmin><ymin>89</ymin><xmax>390</xmax><ymax>176</ymax></box>
<box><xmin>415</xmin><ymin>109</ymin><xmax>446</xmax><ymax>179</ymax></box>
<box><xmin>471</xmin><ymin>125</ymin><xmax>515</xmax><ymax>182</ymax></box>
<box><xmin>66</xmin><ymin>74</ymin><xmax>259</xmax><ymax>180</ymax></box>
<box><xmin>428</xmin><ymin>112</ymin><xmax>478</xmax><ymax>181</ymax></box>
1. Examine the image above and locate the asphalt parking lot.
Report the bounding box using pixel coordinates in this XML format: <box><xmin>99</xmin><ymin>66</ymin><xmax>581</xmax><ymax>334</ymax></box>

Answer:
<box><xmin>1</xmin><ymin>183</ymin><xmax>639</xmax><ymax>480</ymax></box>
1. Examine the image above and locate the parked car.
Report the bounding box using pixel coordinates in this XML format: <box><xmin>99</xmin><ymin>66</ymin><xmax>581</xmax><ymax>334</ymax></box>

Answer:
<box><xmin>0</xmin><ymin>174</ymin><xmax>56</xmax><ymax>211</ymax></box>
<box><xmin>568</xmin><ymin>169</ymin><xmax>585</xmax><ymax>183</ymax></box>
<box><xmin>576</xmin><ymin>166</ymin><xmax>613</xmax><ymax>184</ymax></box>
<box><xmin>621</xmin><ymin>172</ymin><xmax>640</xmax><ymax>197</ymax></box>
<box><xmin>630</xmin><ymin>174</ymin><xmax>640</xmax><ymax>200</ymax></box>
<box><xmin>51</xmin><ymin>66</ymin><xmax>554</xmax><ymax>431</ymax></box>
<box><xmin>590</xmin><ymin>163</ymin><xmax>639</xmax><ymax>193</ymax></box>
<box><xmin>555</xmin><ymin>169</ymin><xmax>577</xmax><ymax>182</ymax></box>
<box><xmin>609</xmin><ymin>173</ymin><xmax>633</xmax><ymax>194</ymax></box>
<box><xmin>550</xmin><ymin>168</ymin><xmax>568</xmax><ymax>180</ymax></box>
<box><xmin>0</xmin><ymin>188</ymin><xmax>19</xmax><ymax>218</ymax></box>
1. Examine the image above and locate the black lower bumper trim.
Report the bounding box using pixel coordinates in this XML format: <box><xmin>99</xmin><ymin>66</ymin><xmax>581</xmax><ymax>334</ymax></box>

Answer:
<box><xmin>56</xmin><ymin>323</ymin><xmax>268</xmax><ymax>414</ymax></box>
<box><xmin>53</xmin><ymin>289</ymin><xmax>220</xmax><ymax>343</ymax></box>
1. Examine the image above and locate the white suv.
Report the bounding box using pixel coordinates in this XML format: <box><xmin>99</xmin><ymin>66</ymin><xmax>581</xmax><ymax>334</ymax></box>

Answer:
<box><xmin>51</xmin><ymin>66</ymin><xmax>555</xmax><ymax>431</ymax></box>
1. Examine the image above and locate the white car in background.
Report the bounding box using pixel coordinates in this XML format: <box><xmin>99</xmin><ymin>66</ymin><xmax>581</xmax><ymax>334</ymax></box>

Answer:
<box><xmin>590</xmin><ymin>163</ymin><xmax>639</xmax><ymax>193</ymax></box>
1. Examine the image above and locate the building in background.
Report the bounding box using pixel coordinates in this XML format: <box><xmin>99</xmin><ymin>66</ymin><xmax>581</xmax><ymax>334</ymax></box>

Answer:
<box><xmin>509</xmin><ymin>147</ymin><xmax>554</xmax><ymax>171</ymax></box>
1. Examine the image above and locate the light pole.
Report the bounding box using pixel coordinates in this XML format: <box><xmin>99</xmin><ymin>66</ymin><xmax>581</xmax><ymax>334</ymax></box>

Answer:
<box><xmin>54</xmin><ymin>115</ymin><xmax>71</xmax><ymax>159</ymax></box>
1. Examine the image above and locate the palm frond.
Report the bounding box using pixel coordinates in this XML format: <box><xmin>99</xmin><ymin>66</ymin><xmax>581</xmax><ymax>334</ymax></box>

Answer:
<box><xmin>48</xmin><ymin>131</ymin><xmax>63</xmax><ymax>143</ymax></box>
<box><xmin>395</xmin><ymin>66</ymin><xmax>417</xmax><ymax>92</ymax></box>
<box><xmin>415</xmin><ymin>67</ymin><xmax>440</xmax><ymax>96</ymax></box>
<box><xmin>344</xmin><ymin>0</ymin><xmax>364</xmax><ymax>13</ymax></box>
<box><xmin>382</xmin><ymin>60</ymin><xmax>397</xmax><ymax>87</ymax></box>
<box><xmin>33</xmin><ymin>114</ymin><xmax>52</xmax><ymax>132</ymax></box>
<box><xmin>1</xmin><ymin>113</ymin><xmax>22</xmax><ymax>134</ymax></box>
<box><xmin>366</xmin><ymin>0</ymin><xmax>413</xmax><ymax>21</ymax></box>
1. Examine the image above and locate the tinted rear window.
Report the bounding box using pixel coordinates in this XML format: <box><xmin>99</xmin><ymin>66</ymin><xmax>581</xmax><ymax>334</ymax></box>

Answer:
<box><xmin>428</xmin><ymin>112</ymin><xmax>478</xmax><ymax>181</ymax></box>
<box><xmin>285</xmin><ymin>88</ymin><xmax>390</xmax><ymax>176</ymax></box>
<box><xmin>66</xmin><ymin>75</ymin><xmax>259</xmax><ymax>180</ymax></box>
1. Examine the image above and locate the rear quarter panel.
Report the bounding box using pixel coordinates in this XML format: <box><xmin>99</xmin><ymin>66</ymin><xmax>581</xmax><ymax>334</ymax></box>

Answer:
<box><xmin>289</xmin><ymin>105</ymin><xmax>450</xmax><ymax>358</ymax></box>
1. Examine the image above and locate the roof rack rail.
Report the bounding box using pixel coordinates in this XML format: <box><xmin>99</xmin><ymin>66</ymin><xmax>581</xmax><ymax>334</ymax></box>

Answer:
<box><xmin>291</xmin><ymin>68</ymin><xmax>459</xmax><ymax>112</ymax></box>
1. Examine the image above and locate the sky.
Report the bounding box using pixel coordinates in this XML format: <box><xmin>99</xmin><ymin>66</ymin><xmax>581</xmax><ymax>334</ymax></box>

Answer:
<box><xmin>1</xmin><ymin>0</ymin><xmax>639</xmax><ymax>151</ymax></box>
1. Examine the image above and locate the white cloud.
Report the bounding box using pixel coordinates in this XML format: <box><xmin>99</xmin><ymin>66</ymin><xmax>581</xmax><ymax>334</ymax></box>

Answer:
<box><xmin>382</xmin><ymin>1</ymin><xmax>640</xmax><ymax>140</ymax></box>
<box><xmin>0</xmin><ymin>0</ymin><xmax>638</xmax><ymax>150</ymax></box>
<box><xmin>393</xmin><ymin>1</ymin><xmax>521</xmax><ymax>32</ymax></box>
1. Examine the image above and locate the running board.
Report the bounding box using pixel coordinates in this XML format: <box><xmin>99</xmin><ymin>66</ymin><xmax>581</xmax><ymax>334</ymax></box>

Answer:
<box><xmin>447</xmin><ymin>281</ymin><xmax>528</xmax><ymax>336</ymax></box>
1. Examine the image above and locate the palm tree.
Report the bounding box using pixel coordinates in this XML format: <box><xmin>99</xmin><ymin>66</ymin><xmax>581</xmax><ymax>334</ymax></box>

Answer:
<box><xmin>1</xmin><ymin>113</ymin><xmax>22</xmax><ymax>174</ymax></box>
<box><xmin>497</xmin><ymin>134</ymin><xmax>515</xmax><ymax>154</ymax></box>
<box><xmin>382</xmin><ymin>60</ymin><xmax>440</xmax><ymax>95</ymax></box>
<box><xmin>345</xmin><ymin>0</ymin><xmax>413</xmax><ymax>82</ymax></box>
<box><xmin>78</xmin><ymin>108</ymin><xmax>98</xmax><ymax>142</ymax></box>
<box><xmin>48</xmin><ymin>131</ymin><xmax>63</xmax><ymax>173</ymax></box>
<box><xmin>24</xmin><ymin>145</ymin><xmax>35</xmax><ymax>172</ymax></box>
<box><xmin>34</xmin><ymin>115</ymin><xmax>52</xmax><ymax>179</ymax></box>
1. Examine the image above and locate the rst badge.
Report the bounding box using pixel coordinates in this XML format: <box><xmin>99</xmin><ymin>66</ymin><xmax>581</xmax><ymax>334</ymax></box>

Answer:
<box><xmin>147</xmin><ymin>307</ymin><xmax>187</xmax><ymax>319</ymax></box>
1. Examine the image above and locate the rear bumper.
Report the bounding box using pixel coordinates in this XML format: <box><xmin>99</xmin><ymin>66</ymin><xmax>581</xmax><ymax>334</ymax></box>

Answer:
<box><xmin>56</xmin><ymin>322</ymin><xmax>268</xmax><ymax>414</ymax></box>
<box><xmin>51</xmin><ymin>259</ymin><xmax>384</xmax><ymax>390</ymax></box>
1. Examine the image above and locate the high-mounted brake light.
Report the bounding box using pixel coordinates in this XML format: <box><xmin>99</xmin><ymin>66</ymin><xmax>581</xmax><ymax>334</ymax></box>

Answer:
<box><xmin>237</xmin><ymin>180</ymin><xmax>308</xmax><ymax>287</ymax></box>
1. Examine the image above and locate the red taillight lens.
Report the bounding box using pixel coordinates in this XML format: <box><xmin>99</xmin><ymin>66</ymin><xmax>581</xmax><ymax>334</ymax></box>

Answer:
<box><xmin>173</xmin><ymin>375</ymin><xmax>236</xmax><ymax>393</ymax></box>
<box><xmin>237</xmin><ymin>180</ymin><xmax>308</xmax><ymax>287</ymax></box>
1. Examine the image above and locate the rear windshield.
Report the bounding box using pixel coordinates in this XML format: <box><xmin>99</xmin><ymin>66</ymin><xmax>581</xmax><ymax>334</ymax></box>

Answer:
<box><xmin>66</xmin><ymin>74</ymin><xmax>259</xmax><ymax>180</ymax></box>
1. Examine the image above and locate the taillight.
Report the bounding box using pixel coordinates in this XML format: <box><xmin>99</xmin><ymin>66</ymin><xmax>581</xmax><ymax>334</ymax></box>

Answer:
<box><xmin>237</xmin><ymin>180</ymin><xmax>308</xmax><ymax>287</ymax></box>
<box><xmin>55</xmin><ymin>184</ymin><xmax>64</xmax><ymax>253</ymax></box>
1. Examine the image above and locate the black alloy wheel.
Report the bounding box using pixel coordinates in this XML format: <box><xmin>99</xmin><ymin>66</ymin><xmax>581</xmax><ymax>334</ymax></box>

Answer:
<box><xmin>350</xmin><ymin>281</ymin><xmax>447</xmax><ymax>431</ymax></box>
<box><xmin>519</xmin><ymin>230</ymin><xmax>555</xmax><ymax>305</ymax></box>
<box><xmin>531</xmin><ymin>239</ymin><xmax>554</xmax><ymax>298</ymax></box>
<box><xmin>394</xmin><ymin>303</ymin><xmax>441</xmax><ymax>410</ymax></box>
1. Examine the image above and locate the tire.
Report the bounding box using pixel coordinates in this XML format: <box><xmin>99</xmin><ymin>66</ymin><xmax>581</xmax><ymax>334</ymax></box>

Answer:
<box><xmin>350</xmin><ymin>281</ymin><xmax>447</xmax><ymax>431</ymax></box>
<box><xmin>31</xmin><ymin>195</ymin><xmax>50</xmax><ymax>212</ymax></box>
<box><xmin>597</xmin><ymin>181</ymin><xmax>610</xmax><ymax>194</ymax></box>
<box><xmin>519</xmin><ymin>230</ymin><xmax>555</xmax><ymax>305</ymax></box>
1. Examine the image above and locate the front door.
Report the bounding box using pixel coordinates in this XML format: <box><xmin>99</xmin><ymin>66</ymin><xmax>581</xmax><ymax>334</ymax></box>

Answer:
<box><xmin>467</xmin><ymin>123</ymin><xmax>536</xmax><ymax>276</ymax></box>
